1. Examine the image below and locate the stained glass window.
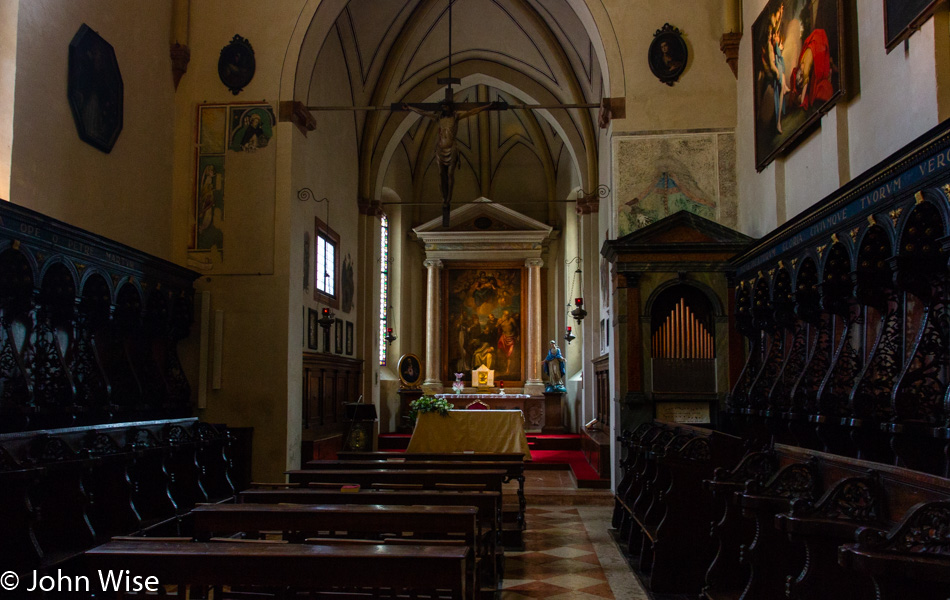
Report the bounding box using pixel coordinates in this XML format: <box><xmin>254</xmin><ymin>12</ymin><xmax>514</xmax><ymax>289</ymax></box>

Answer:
<box><xmin>378</xmin><ymin>214</ymin><xmax>389</xmax><ymax>366</ymax></box>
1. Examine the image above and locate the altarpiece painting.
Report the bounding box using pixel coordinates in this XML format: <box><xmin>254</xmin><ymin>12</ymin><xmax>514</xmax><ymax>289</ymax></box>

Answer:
<box><xmin>444</xmin><ymin>266</ymin><xmax>525</xmax><ymax>384</ymax></box>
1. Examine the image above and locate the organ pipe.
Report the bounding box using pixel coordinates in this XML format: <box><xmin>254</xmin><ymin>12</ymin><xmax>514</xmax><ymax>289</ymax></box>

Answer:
<box><xmin>651</xmin><ymin>298</ymin><xmax>715</xmax><ymax>359</ymax></box>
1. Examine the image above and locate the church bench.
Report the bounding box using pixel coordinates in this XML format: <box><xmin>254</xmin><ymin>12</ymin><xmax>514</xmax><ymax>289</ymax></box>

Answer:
<box><xmin>701</xmin><ymin>453</ymin><xmax>819</xmax><ymax>600</ymax></box>
<box><xmin>630</xmin><ymin>432</ymin><xmax>692</xmax><ymax>570</ymax></box>
<box><xmin>238</xmin><ymin>487</ymin><xmax>502</xmax><ymax>584</ymax></box>
<box><xmin>616</xmin><ymin>424</ymin><xmax>743</xmax><ymax>593</ymax></box>
<box><xmin>0</xmin><ymin>418</ymin><xmax>240</xmax><ymax>573</ymax></box>
<box><xmin>702</xmin><ymin>450</ymin><xmax>777</xmax><ymax>598</ymax></box>
<box><xmin>772</xmin><ymin>447</ymin><xmax>950</xmax><ymax>600</ymax></box>
<box><xmin>305</xmin><ymin>458</ymin><xmax>525</xmax><ymax>529</ymax></box>
<box><xmin>645</xmin><ymin>434</ymin><xmax>742</xmax><ymax>593</ymax></box>
<box><xmin>838</xmin><ymin>501</ymin><xmax>950</xmax><ymax>600</ymax></box>
<box><xmin>701</xmin><ymin>443</ymin><xmax>950</xmax><ymax>600</ymax></box>
<box><xmin>611</xmin><ymin>423</ymin><xmax>654</xmax><ymax>529</ymax></box>
<box><xmin>286</xmin><ymin>468</ymin><xmax>507</xmax><ymax>494</ymax></box>
<box><xmin>616</xmin><ymin>425</ymin><xmax>676</xmax><ymax>554</ymax></box>
<box><xmin>85</xmin><ymin>539</ymin><xmax>470</xmax><ymax>599</ymax></box>
<box><xmin>190</xmin><ymin>503</ymin><xmax>481</xmax><ymax>596</ymax></box>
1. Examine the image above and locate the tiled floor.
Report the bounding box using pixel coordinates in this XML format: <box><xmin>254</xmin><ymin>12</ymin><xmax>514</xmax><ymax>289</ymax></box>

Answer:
<box><xmin>499</xmin><ymin>470</ymin><xmax>649</xmax><ymax>599</ymax></box>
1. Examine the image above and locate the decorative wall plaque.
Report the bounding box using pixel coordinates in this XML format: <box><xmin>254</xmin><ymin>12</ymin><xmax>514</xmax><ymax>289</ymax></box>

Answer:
<box><xmin>217</xmin><ymin>34</ymin><xmax>255</xmax><ymax>95</ymax></box>
<box><xmin>648</xmin><ymin>24</ymin><xmax>688</xmax><ymax>86</ymax></box>
<box><xmin>67</xmin><ymin>24</ymin><xmax>124</xmax><ymax>153</ymax></box>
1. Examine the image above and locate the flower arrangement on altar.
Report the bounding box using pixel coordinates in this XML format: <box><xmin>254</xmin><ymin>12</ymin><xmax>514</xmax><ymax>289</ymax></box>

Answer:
<box><xmin>452</xmin><ymin>372</ymin><xmax>464</xmax><ymax>394</ymax></box>
<box><xmin>408</xmin><ymin>395</ymin><xmax>454</xmax><ymax>426</ymax></box>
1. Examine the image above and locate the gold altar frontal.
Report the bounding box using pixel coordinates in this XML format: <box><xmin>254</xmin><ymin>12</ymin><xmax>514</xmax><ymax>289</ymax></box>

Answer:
<box><xmin>406</xmin><ymin>410</ymin><xmax>532</xmax><ymax>460</ymax></box>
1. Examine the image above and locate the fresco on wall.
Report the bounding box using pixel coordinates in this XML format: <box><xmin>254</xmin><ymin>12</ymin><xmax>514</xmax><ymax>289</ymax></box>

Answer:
<box><xmin>752</xmin><ymin>0</ymin><xmax>843</xmax><ymax>170</ymax></box>
<box><xmin>445</xmin><ymin>267</ymin><xmax>524</xmax><ymax>383</ymax></box>
<box><xmin>229</xmin><ymin>106</ymin><xmax>274</xmax><ymax>152</ymax></box>
<box><xmin>188</xmin><ymin>104</ymin><xmax>276</xmax><ymax>274</ymax></box>
<box><xmin>196</xmin><ymin>155</ymin><xmax>225</xmax><ymax>250</ymax></box>
<box><xmin>614</xmin><ymin>133</ymin><xmax>736</xmax><ymax>237</ymax></box>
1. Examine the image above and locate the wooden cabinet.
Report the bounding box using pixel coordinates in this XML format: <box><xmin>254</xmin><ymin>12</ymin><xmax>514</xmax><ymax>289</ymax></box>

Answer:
<box><xmin>302</xmin><ymin>353</ymin><xmax>363</xmax><ymax>437</ymax></box>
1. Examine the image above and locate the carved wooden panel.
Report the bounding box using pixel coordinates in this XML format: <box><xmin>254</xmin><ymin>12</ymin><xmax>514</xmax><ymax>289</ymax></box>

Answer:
<box><xmin>0</xmin><ymin>203</ymin><xmax>198</xmax><ymax>433</ymax></box>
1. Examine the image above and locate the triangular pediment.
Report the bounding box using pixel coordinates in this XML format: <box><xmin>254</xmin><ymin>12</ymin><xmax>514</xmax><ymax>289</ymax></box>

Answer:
<box><xmin>413</xmin><ymin>198</ymin><xmax>555</xmax><ymax>261</ymax></box>
<box><xmin>616</xmin><ymin>212</ymin><xmax>751</xmax><ymax>246</ymax></box>
<box><xmin>414</xmin><ymin>197</ymin><xmax>552</xmax><ymax>234</ymax></box>
<box><xmin>603</xmin><ymin>212</ymin><xmax>754</xmax><ymax>260</ymax></box>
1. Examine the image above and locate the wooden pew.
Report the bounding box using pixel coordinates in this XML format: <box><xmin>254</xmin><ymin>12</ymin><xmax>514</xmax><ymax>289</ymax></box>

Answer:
<box><xmin>238</xmin><ymin>487</ymin><xmax>502</xmax><ymax>586</ymax></box>
<box><xmin>702</xmin><ymin>450</ymin><xmax>778</xmax><ymax>598</ymax></box>
<box><xmin>702</xmin><ymin>443</ymin><xmax>950</xmax><ymax>600</ymax></box>
<box><xmin>305</xmin><ymin>458</ymin><xmax>526</xmax><ymax>531</ymax></box>
<box><xmin>617</xmin><ymin>425</ymin><xmax>676</xmax><ymax>555</ymax></box>
<box><xmin>839</xmin><ymin>501</ymin><xmax>950</xmax><ymax>600</ymax></box>
<box><xmin>646</xmin><ymin>433</ymin><xmax>743</xmax><ymax>593</ymax></box>
<box><xmin>286</xmin><ymin>468</ymin><xmax>507</xmax><ymax>493</ymax></box>
<box><xmin>85</xmin><ymin>539</ymin><xmax>469</xmax><ymax>599</ymax></box>
<box><xmin>772</xmin><ymin>447</ymin><xmax>950</xmax><ymax>600</ymax></box>
<box><xmin>190</xmin><ymin>504</ymin><xmax>480</xmax><ymax>596</ymax></box>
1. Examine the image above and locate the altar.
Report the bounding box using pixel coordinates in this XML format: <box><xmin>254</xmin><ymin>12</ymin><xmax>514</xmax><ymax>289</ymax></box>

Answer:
<box><xmin>435</xmin><ymin>394</ymin><xmax>551</xmax><ymax>432</ymax></box>
<box><xmin>406</xmin><ymin>410</ymin><xmax>531</xmax><ymax>459</ymax></box>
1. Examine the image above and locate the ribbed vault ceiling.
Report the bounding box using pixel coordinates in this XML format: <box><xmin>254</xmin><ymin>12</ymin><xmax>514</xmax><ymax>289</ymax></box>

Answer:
<box><xmin>296</xmin><ymin>0</ymin><xmax>605</xmax><ymax>224</ymax></box>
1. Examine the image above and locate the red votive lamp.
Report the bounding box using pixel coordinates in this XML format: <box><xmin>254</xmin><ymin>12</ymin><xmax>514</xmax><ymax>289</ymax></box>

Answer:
<box><xmin>575</xmin><ymin>298</ymin><xmax>584</xmax><ymax>306</ymax></box>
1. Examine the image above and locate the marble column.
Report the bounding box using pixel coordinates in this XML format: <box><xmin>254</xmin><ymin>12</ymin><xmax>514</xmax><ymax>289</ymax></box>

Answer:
<box><xmin>422</xmin><ymin>259</ymin><xmax>444</xmax><ymax>393</ymax></box>
<box><xmin>524</xmin><ymin>258</ymin><xmax>545</xmax><ymax>395</ymax></box>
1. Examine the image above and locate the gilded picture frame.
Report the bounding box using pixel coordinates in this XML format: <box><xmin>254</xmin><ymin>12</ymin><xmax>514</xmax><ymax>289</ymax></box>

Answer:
<box><xmin>442</xmin><ymin>263</ymin><xmax>526</xmax><ymax>385</ymax></box>
<box><xmin>397</xmin><ymin>353</ymin><xmax>423</xmax><ymax>388</ymax></box>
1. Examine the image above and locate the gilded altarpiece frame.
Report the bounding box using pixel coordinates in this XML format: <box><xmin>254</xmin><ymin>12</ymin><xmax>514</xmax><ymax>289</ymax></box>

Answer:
<box><xmin>442</xmin><ymin>264</ymin><xmax>527</xmax><ymax>385</ymax></box>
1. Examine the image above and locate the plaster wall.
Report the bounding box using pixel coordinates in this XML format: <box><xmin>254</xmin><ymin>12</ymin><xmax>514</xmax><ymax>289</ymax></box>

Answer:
<box><xmin>0</xmin><ymin>0</ymin><xmax>17</xmax><ymax>200</ymax></box>
<box><xmin>736</xmin><ymin>0</ymin><xmax>942</xmax><ymax>236</ymax></box>
<box><xmin>169</xmin><ymin>0</ymin><xmax>307</xmax><ymax>481</ymax></box>
<box><xmin>11</xmin><ymin>0</ymin><xmax>175</xmax><ymax>260</ymax></box>
<box><xmin>847</xmin><ymin>6</ymin><xmax>940</xmax><ymax>176</ymax></box>
<box><xmin>602</xmin><ymin>0</ymin><xmax>737</xmax><ymax>134</ymax></box>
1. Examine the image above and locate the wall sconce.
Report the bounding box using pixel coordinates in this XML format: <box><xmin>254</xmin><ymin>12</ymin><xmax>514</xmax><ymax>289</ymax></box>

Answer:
<box><xmin>571</xmin><ymin>297</ymin><xmax>588</xmax><ymax>324</ymax></box>
<box><xmin>318</xmin><ymin>307</ymin><xmax>335</xmax><ymax>330</ymax></box>
<box><xmin>384</xmin><ymin>327</ymin><xmax>397</xmax><ymax>343</ymax></box>
<box><xmin>564</xmin><ymin>325</ymin><xmax>576</xmax><ymax>345</ymax></box>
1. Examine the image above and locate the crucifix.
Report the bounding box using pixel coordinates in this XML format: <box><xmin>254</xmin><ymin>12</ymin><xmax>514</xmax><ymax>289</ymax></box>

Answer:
<box><xmin>286</xmin><ymin>0</ymin><xmax>624</xmax><ymax>226</ymax></box>
<box><xmin>394</xmin><ymin>0</ymin><xmax>508</xmax><ymax>226</ymax></box>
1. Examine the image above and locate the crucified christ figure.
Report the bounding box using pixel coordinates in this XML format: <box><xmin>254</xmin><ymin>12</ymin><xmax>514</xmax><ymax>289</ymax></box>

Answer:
<box><xmin>403</xmin><ymin>102</ymin><xmax>493</xmax><ymax>223</ymax></box>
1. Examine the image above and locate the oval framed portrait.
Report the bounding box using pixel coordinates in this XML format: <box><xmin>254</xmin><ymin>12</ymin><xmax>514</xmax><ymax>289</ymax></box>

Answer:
<box><xmin>648</xmin><ymin>24</ymin><xmax>687</xmax><ymax>86</ymax></box>
<box><xmin>397</xmin><ymin>353</ymin><xmax>423</xmax><ymax>388</ymax></box>
<box><xmin>218</xmin><ymin>34</ymin><xmax>255</xmax><ymax>95</ymax></box>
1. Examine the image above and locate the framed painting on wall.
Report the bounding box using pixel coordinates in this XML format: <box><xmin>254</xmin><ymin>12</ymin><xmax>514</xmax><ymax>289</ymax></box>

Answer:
<box><xmin>307</xmin><ymin>308</ymin><xmax>319</xmax><ymax>350</ymax></box>
<box><xmin>334</xmin><ymin>318</ymin><xmax>344</xmax><ymax>354</ymax></box>
<box><xmin>884</xmin><ymin>0</ymin><xmax>945</xmax><ymax>51</ymax></box>
<box><xmin>345</xmin><ymin>321</ymin><xmax>354</xmax><ymax>356</ymax></box>
<box><xmin>443</xmin><ymin>265</ymin><xmax>526</xmax><ymax>384</ymax></box>
<box><xmin>752</xmin><ymin>0</ymin><xmax>844</xmax><ymax>170</ymax></box>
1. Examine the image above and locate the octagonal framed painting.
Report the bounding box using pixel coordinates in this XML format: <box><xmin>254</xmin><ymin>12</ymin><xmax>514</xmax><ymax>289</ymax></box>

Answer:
<box><xmin>67</xmin><ymin>24</ymin><xmax>124</xmax><ymax>153</ymax></box>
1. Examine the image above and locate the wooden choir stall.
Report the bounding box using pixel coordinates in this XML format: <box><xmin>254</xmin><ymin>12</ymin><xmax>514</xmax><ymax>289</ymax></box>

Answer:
<box><xmin>610</xmin><ymin>118</ymin><xmax>950</xmax><ymax>600</ymax></box>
